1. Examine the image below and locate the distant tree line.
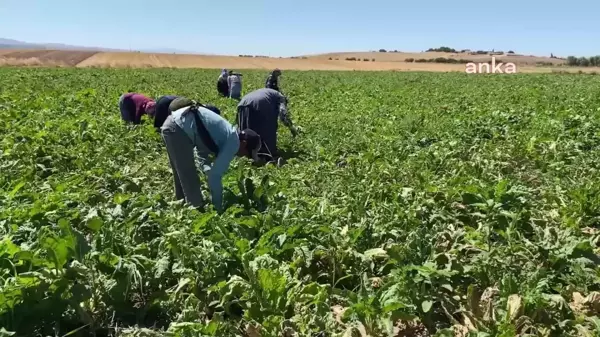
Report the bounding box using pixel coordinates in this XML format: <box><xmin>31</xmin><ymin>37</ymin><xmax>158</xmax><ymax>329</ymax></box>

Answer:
<box><xmin>426</xmin><ymin>46</ymin><xmax>458</xmax><ymax>53</ymax></box>
<box><xmin>566</xmin><ymin>56</ymin><xmax>600</xmax><ymax>67</ymax></box>
<box><xmin>424</xmin><ymin>47</ymin><xmax>517</xmax><ymax>55</ymax></box>
<box><xmin>238</xmin><ymin>55</ymin><xmax>288</xmax><ymax>58</ymax></box>
<box><xmin>342</xmin><ymin>57</ymin><xmax>376</xmax><ymax>62</ymax></box>
<box><xmin>405</xmin><ymin>57</ymin><xmax>471</xmax><ymax>64</ymax></box>
<box><xmin>376</xmin><ymin>47</ymin><xmax>520</xmax><ymax>56</ymax></box>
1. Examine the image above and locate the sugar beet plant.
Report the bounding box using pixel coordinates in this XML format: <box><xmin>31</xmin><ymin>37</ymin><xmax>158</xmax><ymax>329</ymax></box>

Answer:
<box><xmin>1</xmin><ymin>67</ymin><xmax>600</xmax><ymax>337</ymax></box>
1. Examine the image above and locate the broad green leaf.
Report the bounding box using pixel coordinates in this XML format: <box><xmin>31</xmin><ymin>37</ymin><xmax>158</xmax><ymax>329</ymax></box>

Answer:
<box><xmin>86</xmin><ymin>217</ymin><xmax>103</xmax><ymax>232</ymax></box>
<box><xmin>113</xmin><ymin>193</ymin><xmax>130</xmax><ymax>205</ymax></box>
<box><xmin>8</xmin><ymin>181</ymin><xmax>25</xmax><ymax>198</ymax></box>
<box><xmin>421</xmin><ymin>300</ymin><xmax>433</xmax><ymax>313</ymax></box>
<box><xmin>364</xmin><ymin>248</ymin><xmax>388</xmax><ymax>258</ymax></box>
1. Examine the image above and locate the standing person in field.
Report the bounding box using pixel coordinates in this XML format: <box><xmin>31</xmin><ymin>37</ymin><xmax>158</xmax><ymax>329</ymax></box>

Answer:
<box><xmin>237</xmin><ymin>88</ymin><xmax>299</xmax><ymax>162</ymax></box>
<box><xmin>227</xmin><ymin>71</ymin><xmax>243</xmax><ymax>100</ymax></box>
<box><xmin>154</xmin><ymin>95</ymin><xmax>222</xmax><ymax>131</ymax></box>
<box><xmin>118</xmin><ymin>92</ymin><xmax>156</xmax><ymax>124</ymax></box>
<box><xmin>217</xmin><ymin>69</ymin><xmax>229</xmax><ymax>97</ymax></box>
<box><xmin>160</xmin><ymin>97</ymin><xmax>261</xmax><ymax>212</ymax></box>
<box><xmin>265</xmin><ymin>69</ymin><xmax>282</xmax><ymax>92</ymax></box>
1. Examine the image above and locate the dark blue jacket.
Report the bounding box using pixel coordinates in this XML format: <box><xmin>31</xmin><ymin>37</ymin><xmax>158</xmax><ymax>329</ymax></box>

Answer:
<box><xmin>154</xmin><ymin>95</ymin><xmax>179</xmax><ymax>129</ymax></box>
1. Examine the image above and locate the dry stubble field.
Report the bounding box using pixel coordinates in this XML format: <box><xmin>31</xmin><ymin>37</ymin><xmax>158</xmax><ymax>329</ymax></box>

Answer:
<box><xmin>1</xmin><ymin>49</ymin><xmax>599</xmax><ymax>73</ymax></box>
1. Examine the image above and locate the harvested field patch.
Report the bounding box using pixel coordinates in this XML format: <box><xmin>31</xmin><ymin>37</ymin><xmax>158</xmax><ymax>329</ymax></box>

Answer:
<box><xmin>0</xmin><ymin>50</ymin><xmax>98</xmax><ymax>66</ymax></box>
<box><xmin>0</xmin><ymin>49</ymin><xmax>599</xmax><ymax>74</ymax></box>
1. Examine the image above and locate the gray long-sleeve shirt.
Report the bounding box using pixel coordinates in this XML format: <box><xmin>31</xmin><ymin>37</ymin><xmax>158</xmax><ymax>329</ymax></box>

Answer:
<box><xmin>237</xmin><ymin>88</ymin><xmax>293</xmax><ymax>129</ymax></box>
<box><xmin>228</xmin><ymin>74</ymin><xmax>241</xmax><ymax>89</ymax></box>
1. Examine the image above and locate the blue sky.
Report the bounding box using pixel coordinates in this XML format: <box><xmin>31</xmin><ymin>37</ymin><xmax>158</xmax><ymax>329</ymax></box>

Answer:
<box><xmin>0</xmin><ymin>0</ymin><xmax>598</xmax><ymax>57</ymax></box>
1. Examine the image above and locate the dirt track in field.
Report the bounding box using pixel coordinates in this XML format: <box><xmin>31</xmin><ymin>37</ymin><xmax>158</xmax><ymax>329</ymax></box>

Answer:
<box><xmin>1</xmin><ymin>49</ymin><xmax>598</xmax><ymax>74</ymax></box>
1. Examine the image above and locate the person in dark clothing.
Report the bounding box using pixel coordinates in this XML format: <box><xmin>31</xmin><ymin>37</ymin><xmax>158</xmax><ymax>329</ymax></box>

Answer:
<box><xmin>154</xmin><ymin>95</ymin><xmax>179</xmax><ymax>130</ymax></box>
<box><xmin>265</xmin><ymin>69</ymin><xmax>282</xmax><ymax>92</ymax></box>
<box><xmin>236</xmin><ymin>88</ymin><xmax>298</xmax><ymax>162</ymax></box>
<box><xmin>217</xmin><ymin>69</ymin><xmax>229</xmax><ymax>97</ymax></box>
<box><xmin>154</xmin><ymin>95</ymin><xmax>221</xmax><ymax>131</ymax></box>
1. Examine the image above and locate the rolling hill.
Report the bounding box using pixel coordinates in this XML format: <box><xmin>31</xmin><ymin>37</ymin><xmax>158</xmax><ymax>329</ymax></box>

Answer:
<box><xmin>0</xmin><ymin>38</ymin><xmax>596</xmax><ymax>73</ymax></box>
<box><xmin>0</xmin><ymin>38</ymin><xmax>193</xmax><ymax>54</ymax></box>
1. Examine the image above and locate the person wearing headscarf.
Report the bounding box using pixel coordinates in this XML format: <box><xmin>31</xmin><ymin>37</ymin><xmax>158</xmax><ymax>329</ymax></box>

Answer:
<box><xmin>118</xmin><ymin>92</ymin><xmax>156</xmax><ymax>124</ymax></box>
<box><xmin>265</xmin><ymin>69</ymin><xmax>282</xmax><ymax>92</ymax></box>
<box><xmin>227</xmin><ymin>70</ymin><xmax>243</xmax><ymax>100</ymax></box>
<box><xmin>160</xmin><ymin>97</ymin><xmax>261</xmax><ymax>212</ymax></box>
<box><xmin>217</xmin><ymin>69</ymin><xmax>229</xmax><ymax>97</ymax></box>
<box><xmin>236</xmin><ymin>88</ymin><xmax>298</xmax><ymax>162</ymax></box>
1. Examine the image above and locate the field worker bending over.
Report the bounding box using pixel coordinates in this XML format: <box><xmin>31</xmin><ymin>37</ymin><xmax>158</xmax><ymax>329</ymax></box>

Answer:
<box><xmin>154</xmin><ymin>95</ymin><xmax>221</xmax><ymax>131</ymax></box>
<box><xmin>227</xmin><ymin>71</ymin><xmax>243</xmax><ymax>100</ymax></box>
<box><xmin>265</xmin><ymin>69</ymin><xmax>282</xmax><ymax>92</ymax></box>
<box><xmin>161</xmin><ymin>97</ymin><xmax>261</xmax><ymax>212</ymax></box>
<box><xmin>118</xmin><ymin>92</ymin><xmax>156</xmax><ymax>124</ymax></box>
<box><xmin>237</xmin><ymin>88</ymin><xmax>299</xmax><ymax>162</ymax></box>
<box><xmin>217</xmin><ymin>69</ymin><xmax>229</xmax><ymax>97</ymax></box>
<box><xmin>153</xmin><ymin>95</ymin><xmax>178</xmax><ymax>130</ymax></box>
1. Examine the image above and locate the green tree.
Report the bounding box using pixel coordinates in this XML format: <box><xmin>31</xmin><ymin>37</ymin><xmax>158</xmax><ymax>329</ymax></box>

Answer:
<box><xmin>566</xmin><ymin>56</ymin><xmax>579</xmax><ymax>66</ymax></box>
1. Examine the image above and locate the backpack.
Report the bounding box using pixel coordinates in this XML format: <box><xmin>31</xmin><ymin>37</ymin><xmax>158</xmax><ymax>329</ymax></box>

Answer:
<box><xmin>170</xmin><ymin>97</ymin><xmax>219</xmax><ymax>155</ymax></box>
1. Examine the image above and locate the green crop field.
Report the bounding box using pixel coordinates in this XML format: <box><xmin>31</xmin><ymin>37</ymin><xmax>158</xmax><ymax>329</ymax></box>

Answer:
<box><xmin>2</xmin><ymin>67</ymin><xmax>600</xmax><ymax>337</ymax></box>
